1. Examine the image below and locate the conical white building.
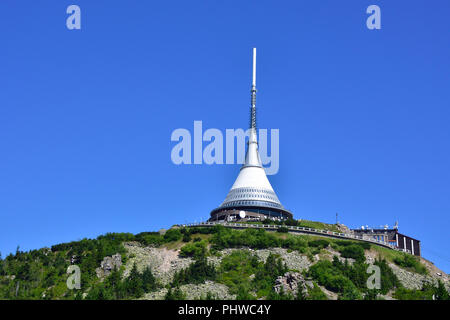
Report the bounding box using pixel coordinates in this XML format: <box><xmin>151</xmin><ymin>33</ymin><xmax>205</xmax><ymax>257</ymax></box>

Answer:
<box><xmin>210</xmin><ymin>49</ymin><xmax>292</xmax><ymax>222</ymax></box>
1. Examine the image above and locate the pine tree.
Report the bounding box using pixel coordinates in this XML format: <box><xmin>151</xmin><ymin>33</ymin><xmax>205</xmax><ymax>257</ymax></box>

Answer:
<box><xmin>165</xmin><ymin>287</ymin><xmax>185</xmax><ymax>300</ymax></box>
<box><xmin>434</xmin><ymin>281</ymin><xmax>450</xmax><ymax>300</ymax></box>
<box><xmin>125</xmin><ymin>263</ymin><xmax>144</xmax><ymax>298</ymax></box>
<box><xmin>296</xmin><ymin>287</ymin><xmax>307</xmax><ymax>300</ymax></box>
<box><xmin>142</xmin><ymin>266</ymin><xmax>156</xmax><ymax>292</ymax></box>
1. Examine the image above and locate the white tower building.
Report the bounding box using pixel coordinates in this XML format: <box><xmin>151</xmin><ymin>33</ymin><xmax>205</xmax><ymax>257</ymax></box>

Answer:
<box><xmin>210</xmin><ymin>48</ymin><xmax>292</xmax><ymax>222</ymax></box>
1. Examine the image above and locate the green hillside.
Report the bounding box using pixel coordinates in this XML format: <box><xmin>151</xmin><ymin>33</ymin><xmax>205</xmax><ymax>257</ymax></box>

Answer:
<box><xmin>0</xmin><ymin>225</ymin><xmax>448</xmax><ymax>300</ymax></box>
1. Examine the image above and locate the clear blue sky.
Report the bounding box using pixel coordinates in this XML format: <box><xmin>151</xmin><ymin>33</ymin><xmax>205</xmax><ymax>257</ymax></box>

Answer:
<box><xmin>1</xmin><ymin>1</ymin><xmax>449</xmax><ymax>272</ymax></box>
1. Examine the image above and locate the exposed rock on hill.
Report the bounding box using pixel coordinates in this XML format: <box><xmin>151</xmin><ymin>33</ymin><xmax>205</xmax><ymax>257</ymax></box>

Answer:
<box><xmin>273</xmin><ymin>272</ymin><xmax>313</xmax><ymax>297</ymax></box>
<box><xmin>96</xmin><ymin>254</ymin><xmax>122</xmax><ymax>279</ymax></box>
<box><xmin>123</xmin><ymin>242</ymin><xmax>192</xmax><ymax>285</ymax></box>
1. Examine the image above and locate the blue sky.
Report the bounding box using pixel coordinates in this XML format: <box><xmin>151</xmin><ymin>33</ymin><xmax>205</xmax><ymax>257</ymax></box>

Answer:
<box><xmin>1</xmin><ymin>1</ymin><xmax>449</xmax><ymax>272</ymax></box>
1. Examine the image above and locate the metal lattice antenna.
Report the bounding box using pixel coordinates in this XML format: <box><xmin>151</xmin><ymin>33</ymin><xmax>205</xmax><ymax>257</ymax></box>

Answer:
<box><xmin>250</xmin><ymin>48</ymin><xmax>257</xmax><ymax>130</ymax></box>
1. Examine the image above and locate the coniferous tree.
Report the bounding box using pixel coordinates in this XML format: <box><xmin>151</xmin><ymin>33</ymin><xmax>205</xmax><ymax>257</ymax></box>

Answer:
<box><xmin>165</xmin><ymin>286</ymin><xmax>185</xmax><ymax>300</ymax></box>
<box><xmin>434</xmin><ymin>281</ymin><xmax>450</xmax><ymax>300</ymax></box>
<box><xmin>125</xmin><ymin>263</ymin><xmax>144</xmax><ymax>298</ymax></box>
<box><xmin>142</xmin><ymin>266</ymin><xmax>157</xmax><ymax>292</ymax></box>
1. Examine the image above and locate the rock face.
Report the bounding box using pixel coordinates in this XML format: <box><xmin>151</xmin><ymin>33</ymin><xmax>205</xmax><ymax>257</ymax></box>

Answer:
<box><xmin>364</xmin><ymin>249</ymin><xmax>450</xmax><ymax>292</ymax></box>
<box><xmin>142</xmin><ymin>281</ymin><xmax>235</xmax><ymax>300</ymax></box>
<box><xmin>124</xmin><ymin>241</ymin><xmax>449</xmax><ymax>300</ymax></box>
<box><xmin>123</xmin><ymin>242</ymin><xmax>193</xmax><ymax>285</ymax></box>
<box><xmin>389</xmin><ymin>262</ymin><xmax>450</xmax><ymax>291</ymax></box>
<box><xmin>255</xmin><ymin>248</ymin><xmax>312</xmax><ymax>272</ymax></box>
<box><xmin>273</xmin><ymin>272</ymin><xmax>313</xmax><ymax>297</ymax></box>
<box><xmin>96</xmin><ymin>254</ymin><xmax>122</xmax><ymax>279</ymax></box>
<box><xmin>335</xmin><ymin>223</ymin><xmax>350</xmax><ymax>234</ymax></box>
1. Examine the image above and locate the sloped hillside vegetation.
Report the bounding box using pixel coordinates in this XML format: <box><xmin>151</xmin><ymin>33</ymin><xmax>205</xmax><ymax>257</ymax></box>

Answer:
<box><xmin>0</xmin><ymin>225</ymin><xmax>448</xmax><ymax>300</ymax></box>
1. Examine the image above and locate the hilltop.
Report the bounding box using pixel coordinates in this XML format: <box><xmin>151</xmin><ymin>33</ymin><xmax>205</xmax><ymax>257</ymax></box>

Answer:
<box><xmin>0</xmin><ymin>221</ymin><xmax>448</xmax><ymax>300</ymax></box>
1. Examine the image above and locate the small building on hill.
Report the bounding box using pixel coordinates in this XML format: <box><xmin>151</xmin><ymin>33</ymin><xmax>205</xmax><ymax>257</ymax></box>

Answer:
<box><xmin>351</xmin><ymin>225</ymin><xmax>421</xmax><ymax>256</ymax></box>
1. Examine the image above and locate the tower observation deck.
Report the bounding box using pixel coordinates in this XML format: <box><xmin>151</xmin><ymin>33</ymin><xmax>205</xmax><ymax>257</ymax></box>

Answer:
<box><xmin>209</xmin><ymin>49</ymin><xmax>293</xmax><ymax>222</ymax></box>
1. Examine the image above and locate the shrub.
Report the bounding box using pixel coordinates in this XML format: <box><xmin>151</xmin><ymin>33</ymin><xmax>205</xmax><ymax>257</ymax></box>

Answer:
<box><xmin>165</xmin><ymin>287</ymin><xmax>185</xmax><ymax>300</ymax></box>
<box><xmin>393</xmin><ymin>254</ymin><xmax>427</xmax><ymax>275</ymax></box>
<box><xmin>307</xmin><ymin>259</ymin><xmax>362</xmax><ymax>299</ymax></box>
<box><xmin>374</xmin><ymin>258</ymin><xmax>400</xmax><ymax>294</ymax></box>
<box><xmin>182</xmin><ymin>233</ymin><xmax>192</xmax><ymax>242</ymax></box>
<box><xmin>308</xmin><ymin>239</ymin><xmax>329</xmax><ymax>249</ymax></box>
<box><xmin>307</xmin><ymin>283</ymin><xmax>328</xmax><ymax>300</ymax></box>
<box><xmin>277</xmin><ymin>226</ymin><xmax>289</xmax><ymax>233</ymax></box>
<box><xmin>339</xmin><ymin>245</ymin><xmax>365</xmax><ymax>262</ymax></box>
<box><xmin>171</xmin><ymin>256</ymin><xmax>216</xmax><ymax>286</ymax></box>
<box><xmin>163</xmin><ymin>229</ymin><xmax>183</xmax><ymax>242</ymax></box>
<box><xmin>179</xmin><ymin>241</ymin><xmax>207</xmax><ymax>259</ymax></box>
<box><xmin>135</xmin><ymin>232</ymin><xmax>163</xmax><ymax>246</ymax></box>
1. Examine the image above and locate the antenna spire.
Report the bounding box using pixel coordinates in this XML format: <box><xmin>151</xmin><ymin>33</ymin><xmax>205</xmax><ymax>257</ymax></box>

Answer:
<box><xmin>250</xmin><ymin>48</ymin><xmax>257</xmax><ymax>130</ymax></box>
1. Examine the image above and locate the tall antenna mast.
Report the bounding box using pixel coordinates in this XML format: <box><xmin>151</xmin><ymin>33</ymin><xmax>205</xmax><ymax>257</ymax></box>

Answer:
<box><xmin>250</xmin><ymin>48</ymin><xmax>257</xmax><ymax>130</ymax></box>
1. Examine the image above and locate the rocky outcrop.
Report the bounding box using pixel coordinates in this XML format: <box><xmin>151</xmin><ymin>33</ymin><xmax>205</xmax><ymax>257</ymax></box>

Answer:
<box><xmin>335</xmin><ymin>223</ymin><xmax>350</xmax><ymax>234</ymax></box>
<box><xmin>123</xmin><ymin>242</ymin><xmax>192</xmax><ymax>285</ymax></box>
<box><xmin>254</xmin><ymin>248</ymin><xmax>312</xmax><ymax>272</ymax></box>
<box><xmin>389</xmin><ymin>262</ymin><xmax>450</xmax><ymax>291</ymax></box>
<box><xmin>96</xmin><ymin>253</ymin><xmax>122</xmax><ymax>279</ymax></box>
<box><xmin>125</xmin><ymin>240</ymin><xmax>449</xmax><ymax>300</ymax></box>
<box><xmin>364</xmin><ymin>249</ymin><xmax>449</xmax><ymax>292</ymax></box>
<box><xmin>273</xmin><ymin>272</ymin><xmax>314</xmax><ymax>297</ymax></box>
<box><xmin>142</xmin><ymin>281</ymin><xmax>235</xmax><ymax>300</ymax></box>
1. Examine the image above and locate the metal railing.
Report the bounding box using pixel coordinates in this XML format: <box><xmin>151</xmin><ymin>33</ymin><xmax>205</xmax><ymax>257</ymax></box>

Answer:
<box><xmin>180</xmin><ymin>221</ymin><xmax>412</xmax><ymax>254</ymax></box>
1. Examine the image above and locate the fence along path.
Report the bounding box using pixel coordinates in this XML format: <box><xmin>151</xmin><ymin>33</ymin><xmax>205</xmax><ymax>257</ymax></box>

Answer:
<box><xmin>181</xmin><ymin>221</ymin><xmax>412</xmax><ymax>254</ymax></box>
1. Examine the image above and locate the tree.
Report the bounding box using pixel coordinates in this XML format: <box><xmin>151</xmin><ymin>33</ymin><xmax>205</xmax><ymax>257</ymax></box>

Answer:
<box><xmin>434</xmin><ymin>281</ymin><xmax>450</xmax><ymax>300</ymax></box>
<box><xmin>142</xmin><ymin>266</ymin><xmax>157</xmax><ymax>292</ymax></box>
<box><xmin>165</xmin><ymin>287</ymin><xmax>185</xmax><ymax>300</ymax></box>
<box><xmin>182</xmin><ymin>233</ymin><xmax>192</xmax><ymax>242</ymax></box>
<box><xmin>296</xmin><ymin>287</ymin><xmax>307</xmax><ymax>300</ymax></box>
<box><xmin>125</xmin><ymin>264</ymin><xmax>144</xmax><ymax>298</ymax></box>
<box><xmin>236</xmin><ymin>285</ymin><xmax>255</xmax><ymax>300</ymax></box>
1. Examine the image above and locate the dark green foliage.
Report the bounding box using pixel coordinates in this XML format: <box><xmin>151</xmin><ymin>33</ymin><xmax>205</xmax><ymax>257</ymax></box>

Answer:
<box><xmin>211</xmin><ymin>228</ymin><xmax>280</xmax><ymax>250</ymax></box>
<box><xmin>335</xmin><ymin>240</ymin><xmax>371</xmax><ymax>250</ymax></box>
<box><xmin>307</xmin><ymin>256</ymin><xmax>401</xmax><ymax>300</ymax></box>
<box><xmin>236</xmin><ymin>286</ymin><xmax>256</xmax><ymax>300</ymax></box>
<box><xmin>308</xmin><ymin>239</ymin><xmax>330</xmax><ymax>249</ymax></box>
<box><xmin>392</xmin><ymin>281</ymin><xmax>449</xmax><ymax>301</ymax></box>
<box><xmin>171</xmin><ymin>256</ymin><xmax>216</xmax><ymax>286</ymax></box>
<box><xmin>0</xmin><ymin>233</ymin><xmax>133</xmax><ymax>299</ymax></box>
<box><xmin>165</xmin><ymin>287</ymin><xmax>185</xmax><ymax>300</ymax></box>
<box><xmin>434</xmin><ymin>280</ymin><xmax>450</xmax><ymax>300</ymax></box>
<box><xmin>296</xmin><ymin>286</ymin><xmax>307</xmax><ymax>300</ymax></box>
<box><xmin>135</xmin><ymin>232</ymin><xmax>163</xmax><ymax>246</ymax></box>
<box><xmin>374</xmin><ymin>258</ymin><xmax>401</xmax><ymax>294</ymax></box>
<box><xmin>308</xmin><ymin>259</ymin><xmax>362</xmax><ymax>299</ymax></box>
<box><xmin>307</xmin><ymin>283</ymin><xmax>328</xmax><ymax>300</ymax></box>
<box><xmin>142</xmin><ymin>266</ymin><xmax>157</xmax><ymax>292</ymax></box>
<box><xmin>393</xmin><ymin>254</ymin><xmax>427</xmax><ymax>275</ymax></box>
<box><xmin>284</xmin><ymin>219</ymin><xmax>298</xmax><ymax>226</ymax></box>
<box><xmin>277</xmin><ymin>226</ymin><xmax>289</xmax><ymax>233</ymax></box>
<box><xmin>217</xmin><ymin>250</ymin><xmax>287</xmax><ymax>299</ymax></box>
<box><xmin>179</xmin><ymin>241</ymin><xmax>207</xmax><ymax>259</ymax></box>
<box><xmin>267</xmin><ymin>287</ymin><xmax>292</xmax><ymax>300</ymax></box>
<box><xmin>125</xmin><ymin>264</ymin><xmax>144</xmax><ymax>298</ymax></box>
<box><xmin>364</xmin><ymin>289</ymin><xmax>380</xmax><ymax>300</ymax></box>
<box><xmin>217</xmin><ymin>250</ymin><xmax>259</xmax><ymax>295</ymax></box>
<box><xmin>182</xmin><ymin>233</ymin><xmax>192</xmax><ymax>242</ymax></box>
<box><xmin>163</xmin><ymin>229</ymin><xmax>183</xmax><ymax>242</ymax></box>
<box><xmin>0</xmin><ymin>232</ymin><xmax>161</xmax><ymax>300</ymax></box>
<box><xmin>253</xmin><ymin>254</ymin><xmax>288</xmax><ymax>296</ymax></box>
<box><xmin>86</xmin><ymin>264</ymin><xmax>158</xmax><ymax>300</ymax></box>
<box><xmin>1</xmin><ymin>225</ymin><xmax>441</xmax><ymax>301</ymax></box>
<box><xmin>339</xmin><ymin>244</ymin><xmax>365</xmax><ymax>262</ymax></box>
